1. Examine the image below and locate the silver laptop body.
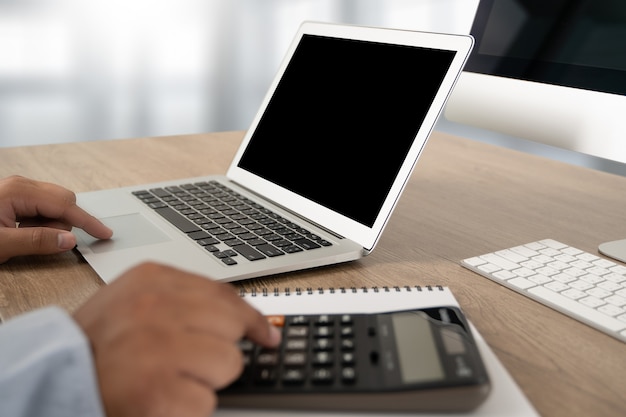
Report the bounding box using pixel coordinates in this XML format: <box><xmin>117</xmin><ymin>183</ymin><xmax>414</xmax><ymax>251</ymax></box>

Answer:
<box><xmin>75</xmin><ymin>21</ymin><xmax>473</xmax><ymax>283</ymax></box>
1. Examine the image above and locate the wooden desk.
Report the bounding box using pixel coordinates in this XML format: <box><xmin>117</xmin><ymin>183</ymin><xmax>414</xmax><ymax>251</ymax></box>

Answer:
<box><xmin>1</xmin><ymin>131</ymin><xmax>624</xmax><ymax>417</ymax></box>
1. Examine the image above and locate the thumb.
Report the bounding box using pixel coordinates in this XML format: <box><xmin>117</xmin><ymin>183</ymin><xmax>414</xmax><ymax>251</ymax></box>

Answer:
<box><xmin>0</xmin><ymin>227</ymin><xmax>77</xmax><ymax>263</ymax></box>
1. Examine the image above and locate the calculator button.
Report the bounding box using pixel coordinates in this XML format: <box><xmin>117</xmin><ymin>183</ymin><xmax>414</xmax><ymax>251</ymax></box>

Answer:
<box><xmin>289</xmin><ymin>315</ymin><xmax>309</xmax><ymax>325</ymax></box>
<box><xmin>312</xmin><ymin>368</ymin><xmax>334</xmax><ymax>384</ymax></box>
<box><xmin>256</xmin><ymin>351</ymin><xmax>279</xmax><ymax>366</ymax></box>
<box><xmin>285</xmin><ymin>339</ymin><xmax>307</xmax><ymax>350</ymax></box>
<box><xmin>315</xmin><ymin>315</ymin><xmax>332</xmax><ymax>325</ymax></box>
<box><xmin>254</xmin><ymin>368</ymin><xmax>278</xmax><ymax>385</ymax></box>
<box><xmin>282</xmin><ymin>368</ymin><xmax>306</xmax><ymax>385</ymax></box>
<box><xmin>341</xmin><ymin>367</ymin><xmax>357</xmax><ymax>383</ymax></box>
<box><xmin>287</xmin><ymin>326</ymin><xmax>308</xmax><ymax>337</ymax></box>
<box><xmin>314</xmin><ymin>327</ymin><xmax>333</xmax><ymax>337</ymax></box>
<box><xmin>340</xmin><ymin>314</ymin><xmax>353</xmax><ymax>324</ymax></box>
<box><xmin>313</xmin><ymin>338</ymin><xmax>333</xmax><ymax>351</ymax></box>
<box><xmin>341</xmin><ymin>327</ymin><xmax>354</xmax><ymax>337</ymax></box>
<box><xmin>284</xmin><ymin>352</ymin><xmax>307</xmax><ymax>366</ymax></box>
<box><xmin>341</xmin><ymin>339</ymin><xmax>355</xmax><ymax>350</ymax></box>
<box><xmin>341</xmin><ymin>352</ymin><xmax>356</xmax><ymax>364</ymax></box>
<box><xmin>266</xmin><ymin>315</ymin><xmax>285</xmax><ymax>327</ymax></box>
<box><xmin>312</xmin><ymin>351</ymin><xmax>333</xmax><ymax>365</ymax></box>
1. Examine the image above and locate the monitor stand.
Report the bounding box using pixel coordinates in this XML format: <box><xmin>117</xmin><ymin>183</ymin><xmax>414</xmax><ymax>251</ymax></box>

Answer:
<box><xmin>598</xmin><ymin>239</ymin><xmax>626</xmax><ymax>264</ymax></box>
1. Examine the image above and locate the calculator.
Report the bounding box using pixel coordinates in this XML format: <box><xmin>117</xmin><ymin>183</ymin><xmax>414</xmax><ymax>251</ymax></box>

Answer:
<box><xmin>218</xmin><ymin>306</ymin><xmax>491</xmax><ymax>412</ymax></box>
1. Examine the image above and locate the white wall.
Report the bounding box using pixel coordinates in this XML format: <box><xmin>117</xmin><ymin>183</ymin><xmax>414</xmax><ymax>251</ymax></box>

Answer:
<box><xmin>0</xmin><ymin>0</ymin><xmax>478</xmax><ymax>147</ymax></box>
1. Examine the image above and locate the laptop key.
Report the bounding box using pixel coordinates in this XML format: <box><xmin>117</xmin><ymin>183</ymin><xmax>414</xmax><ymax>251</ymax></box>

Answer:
<box><xmin>256</xmin><ymin>244</ymin><xmax>285</xmax><ymax>257</ymax></box>
<box><xmin>154</xmin><ymin>207</ymin><xmax>201</xmax><ymax>233</ymax></box>
<box><xmin>187</xmin><ymin>230</ymin><xmax>212</xmax><ymax>240</ymax></box>
<box><xmin>284</xmin><ymin>245</ymin><xmax>304</xmax><ymax>254</ymax></box>
<box><xmin>294</xmin><ymin>238</ymin><xmax>321</xmax><ymax>250</ymax></box>
<box><xmin>234</xmin><ymin>245</ymin><xmax>267</xmax><ymax>261</ymax></box>
<box><xmin>197</xmin><ymin>238</ymin><xmax>220</xmax><ymax>246</ymax></box>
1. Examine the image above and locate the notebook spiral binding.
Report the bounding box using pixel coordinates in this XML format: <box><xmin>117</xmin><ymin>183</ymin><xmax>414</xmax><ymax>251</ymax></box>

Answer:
<box><xmin>239</xmin><ymin>285</ymin><xmax>444</xmax><ymax>297</ymax></box>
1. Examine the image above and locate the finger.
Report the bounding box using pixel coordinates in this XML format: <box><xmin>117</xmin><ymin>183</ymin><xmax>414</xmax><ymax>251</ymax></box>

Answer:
<box><xmin>191</xmin><ymin>284</ymin><xmax>281</xmax><ymax>347</ymax></box>
<box><xmin>62</xmin><ymin>204</ymin><xmax>113</xmax><ymax>240</ymax></box>
<box><xmin>170</xmin><ymin>271</ymin><xmax>282</xmax><ymax>348</ymax></box>
<box><xmin>162</xmin><ymin>277</ymin><xmax>282</xmax><ymax>348</ymax></box>
<box><xmin>177</xmin><ymin>337</ymin><xmax>245</xmax><ymax>390</ymax></box>
<box><xmin>241</xmin><ymin>307</ymin><xmax>282</xmax><ymax>348</ymax></box>
<box><xmin>18</xmin><ymin>219</ymin><xmax>72</xmax><ymax>231</ymax></box>
<box><xmin>3</xmin><ymin>176</ymin><xmax>112</xmax><ymax>240</ymax></box>
<box><xmin>0</xmin><ymin>227</ymin><xmax>76</xmax><ymax>262</ymax></box>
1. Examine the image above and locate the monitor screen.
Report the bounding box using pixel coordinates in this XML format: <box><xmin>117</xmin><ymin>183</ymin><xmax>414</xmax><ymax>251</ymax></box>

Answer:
<box><xmin>465</xmin><ymin>0</ymin><xmax>626</xmax><ymax>96</ymax></box>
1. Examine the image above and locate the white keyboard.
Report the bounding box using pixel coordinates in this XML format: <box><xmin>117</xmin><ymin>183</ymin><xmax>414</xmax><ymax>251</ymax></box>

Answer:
<box><xmin>462</xmin><ymin>239</ymin><xmax>626</xmax><ymax>343</ymax></box>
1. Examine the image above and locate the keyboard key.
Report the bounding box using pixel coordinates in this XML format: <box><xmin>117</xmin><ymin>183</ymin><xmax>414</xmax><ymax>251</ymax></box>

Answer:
<box><xmin>154</xmin><ymin>206</ymin><xmax>201</xmax><ymax>233</ymax></box>
<box><xmin>463</xmin><ymin>257</ymin><xmax>486</xmax><ymax>267</ymax></box>
<box><xmin>545</xmin><ymin>281</ymin><xmax>569</xmax><ymax>293</ymax></box>
<box><xmin>234</xmin><ymin>245</ymin><xmax>266</xmax><ymax>261</ymax></box>
<box><xmin>601</xmin><ymin>281</ymin><xmax>624</xmax><ymax>293</ymax></box>
<box><xmin>598</xmin><ymin>304</ymin><xmax>625</xmax><ymax>317</ymax></box>
<box><xmin>493</xmin><ymin>270</ymin><xmax>516</xmax><ymax>280</ymax></box>
<box><xmin>579</xmin><ymin>296</ymin><xmax>605</xmax><ymax>309</ymax></box>
<box><xmin>477</xmin><ymin>263</ymin><xmax>501</xmax><ymax>274</ymax></box>
<box><xmin>294</xmin><ymin>238</ymin><xmax>322</xmax><ymax>250</ymax></box>
<box><xmin>528</xmin><ymin>274</ymin><xmax>552</xmax><ymax>285</ymax></box>
<box><xmin>481</xmin><ymin>253</ymin><xmax>519</xmax><ymax>270</ymax></box>
<box><xmin>188</xmin><ymin>230</ymin><xmax>212</xmax><ymax>240</ymax></box>
<box><xmin>525</xmin><ymin>241</ymin><xmax>546</xmax><ymax>251</ymax></box>
<box><xmin>495</xmin><ymin>249</ymin><xmax>528</xmax><ymax>263</ymax></box>
<box><xmin>570</xmin><ymin>280</ymin><xmax>593</xmax><ymax>291</ymax></box>
<box><xmin>512</xmin><ymin>267</ymin><xmax>535</xmax><ymax>278</ymax></box>
<box><xmin>256</xmin><ymin>244</ymin><xmax>285</xmax><ymax>257</ymax></box>
<box><xmin>540</xmin><ymin>239</ymin><xmax>567</xmax><ymax>250</ymax></box>
<box><xmin>509</xmin><ymin>277</ymin><xmax>535</xmax><ymax>290</ymax></box>
<box><xmin>511</xmin><ymin>245</ymin><xmax>539</xmax><ymax>258</ymax></box>
<box><xmin>609</xmin><ymin>265</ymin><xmax>626</xmax><ymax>276</ymax></box>
<box><xmin>552</xmin><ymin>273</ymin><xmax>576</xmax><ymax>284</ymax></box>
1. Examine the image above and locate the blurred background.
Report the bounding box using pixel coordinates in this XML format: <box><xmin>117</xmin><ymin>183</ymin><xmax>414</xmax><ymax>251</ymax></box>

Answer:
<box><xmin>0</xmin><ymin>0</ymin><xmax>477</xmax><ymax>147</ymax></box>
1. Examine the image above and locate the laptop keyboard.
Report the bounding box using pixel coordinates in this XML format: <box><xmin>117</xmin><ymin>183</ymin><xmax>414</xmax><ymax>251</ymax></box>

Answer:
<box><xmin>132</xmin><ymin>180</ymin><xmax>332</xmax><ymax>266</ymax></box>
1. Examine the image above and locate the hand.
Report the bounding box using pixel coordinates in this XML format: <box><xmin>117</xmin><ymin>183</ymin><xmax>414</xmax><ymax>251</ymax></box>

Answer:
<box><xmin>73</xmin><ymin>262</ymin><xmax>281</xmax><ymax>417</ymax></box>
<box><xmin>0</xmin><ymin>175</ymin><xmax>113</xmax><ymax>263</ymax></box>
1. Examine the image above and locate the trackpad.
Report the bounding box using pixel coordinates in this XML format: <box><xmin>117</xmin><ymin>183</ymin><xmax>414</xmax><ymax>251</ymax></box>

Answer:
<box><xmin>75</xmin><ymin>213</ymin><xmax>171</xmax><ymax>253</ymax></box>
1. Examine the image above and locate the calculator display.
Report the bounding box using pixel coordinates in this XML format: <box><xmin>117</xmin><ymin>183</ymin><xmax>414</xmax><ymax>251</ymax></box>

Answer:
<box><xmin>391</xmin><ymin>312</ymin><xmax>445</xmax><ymax>383</ymax></box>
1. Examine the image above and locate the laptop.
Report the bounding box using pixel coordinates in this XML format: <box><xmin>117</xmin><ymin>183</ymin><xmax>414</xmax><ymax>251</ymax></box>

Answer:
<box><xmin>75</xmin><ymin>21</ymin><xmax>473</xmax><ymax>284</ymax></box>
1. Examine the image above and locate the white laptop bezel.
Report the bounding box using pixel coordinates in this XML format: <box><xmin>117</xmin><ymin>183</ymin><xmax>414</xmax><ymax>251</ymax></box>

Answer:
<box><xmin>227</xmin><ymin>21</ymin><xmax>473</xmax><ymax>252</ymax></box>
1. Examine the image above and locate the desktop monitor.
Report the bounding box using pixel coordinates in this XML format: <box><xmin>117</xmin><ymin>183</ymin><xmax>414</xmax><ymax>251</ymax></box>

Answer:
<box><xmin>444</xmin><ymin>0</ymin><xmax>626</xmax><ymax>263</ymax></box>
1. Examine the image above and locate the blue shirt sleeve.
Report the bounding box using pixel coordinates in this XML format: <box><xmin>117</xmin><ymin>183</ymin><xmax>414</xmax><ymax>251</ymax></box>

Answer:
<box><xmin>0</xmin><ymin>306</ymin><xmax>106</xmax><ymax>417</ymax></box>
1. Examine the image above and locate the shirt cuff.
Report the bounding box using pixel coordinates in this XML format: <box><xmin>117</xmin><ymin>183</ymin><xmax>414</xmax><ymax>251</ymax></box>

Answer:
<box><xmin>0</xmin><ymin>306</ymin><xmax>106</xmax><ymax>417</ymax></box>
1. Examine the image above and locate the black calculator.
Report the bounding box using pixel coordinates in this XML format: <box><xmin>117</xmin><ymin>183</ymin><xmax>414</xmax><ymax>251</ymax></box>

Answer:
<box><xmin>219</xmin><ymin>306</ymin><xmax>491</xmax><ymax>412</ymax></box>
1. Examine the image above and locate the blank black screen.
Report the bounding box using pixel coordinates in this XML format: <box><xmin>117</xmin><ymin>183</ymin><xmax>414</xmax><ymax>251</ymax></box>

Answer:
<box><xmin>466</xmin><ymin>0</ymin><xmax>626</xmax><ymax>96</ymax></box>
<box><xmin>238</xmin><ymin>34</ymin><xmax>455</xmax><ymax>227</ymax></box>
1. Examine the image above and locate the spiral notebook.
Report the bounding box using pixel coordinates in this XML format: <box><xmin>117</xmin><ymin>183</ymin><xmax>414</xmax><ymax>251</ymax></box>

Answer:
<box><xmin>216</xmin><ymin>285</ymin><xmax>539</xmax><ymax>417</ymax></box>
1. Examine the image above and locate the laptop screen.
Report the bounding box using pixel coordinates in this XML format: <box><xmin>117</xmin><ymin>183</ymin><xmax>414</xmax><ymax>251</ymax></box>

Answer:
<box><xmin>237</xmin><ymin>34</ymin><xmax>455</xmax><ymax>228</ymax></box>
